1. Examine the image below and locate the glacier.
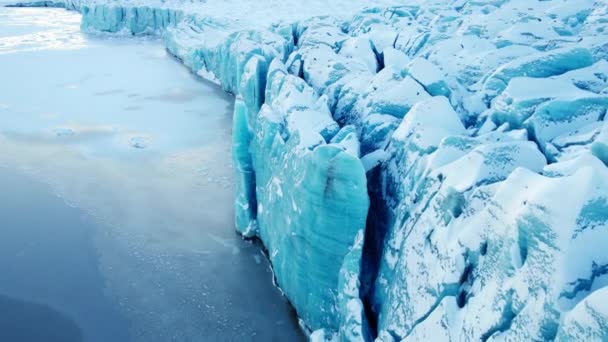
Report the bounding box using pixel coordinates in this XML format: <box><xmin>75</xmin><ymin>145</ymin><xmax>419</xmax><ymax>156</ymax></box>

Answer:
<box><xmin>6</xmin><ymin>0</ymin><xmax>608</xmax><ymax>340</ymax></box>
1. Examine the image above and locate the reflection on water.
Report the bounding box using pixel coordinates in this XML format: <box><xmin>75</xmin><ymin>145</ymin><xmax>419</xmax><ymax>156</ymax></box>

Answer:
<box><xmin>0</xmin><ymin>7</ymin><xmax>304</xmax><ymax>342</ymax></box>
<box><xmin>0</xmin><ymin>167</ymin><xmax>130</xmax><ymax>342</ymax></box>
<box><xmin>0</xmin><ymin>295</ymin><xmax>84</xmax><ymax>342</ymax></box>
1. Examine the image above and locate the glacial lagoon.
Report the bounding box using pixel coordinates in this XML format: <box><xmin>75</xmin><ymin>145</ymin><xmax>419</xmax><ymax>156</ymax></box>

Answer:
<box><xmin>0</xmin><ymin>7</ymin><xmax>303</xmax><ymax>341</ymax></box>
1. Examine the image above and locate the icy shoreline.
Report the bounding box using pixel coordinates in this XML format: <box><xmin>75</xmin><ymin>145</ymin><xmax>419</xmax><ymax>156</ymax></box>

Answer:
<box><xmin>8</xmin><ymin>1</ymin><xmax>608</xmax><ymax>340</ymax></box>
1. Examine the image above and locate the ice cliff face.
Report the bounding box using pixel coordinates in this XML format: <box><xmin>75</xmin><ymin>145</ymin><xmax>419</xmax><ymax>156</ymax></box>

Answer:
<box><xmin>12</xmin><ymin>0</ymin><xmax>608</xmax><ymax>340</ymax></box>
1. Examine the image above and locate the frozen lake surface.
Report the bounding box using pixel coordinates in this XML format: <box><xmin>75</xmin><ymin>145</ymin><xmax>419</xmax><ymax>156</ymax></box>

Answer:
<box><xmin>0</xmin><ymin>7</ymin><xmax>303</xmax><ymax>342</ymax></box>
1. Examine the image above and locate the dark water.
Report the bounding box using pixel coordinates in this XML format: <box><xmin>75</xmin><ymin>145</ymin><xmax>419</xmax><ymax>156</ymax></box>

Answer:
<box><xmin>0</xmin><ymin>296</ymin><xmax>83</xmax><ymax>342</ymax></box>
<box><xmin>0</xmin><ymin>167</ymin><xmax>125</xmax><ymax>342</ymax></box>
<box><xmin>0</xmin><ymin>7</ymin><xmax>304</xmax><ymax>342</ymax></box>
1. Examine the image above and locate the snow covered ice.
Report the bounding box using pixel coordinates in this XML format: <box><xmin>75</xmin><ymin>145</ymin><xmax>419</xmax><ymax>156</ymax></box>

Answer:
<box><xmin>4</xmin><ymin>0</ymin><xmax>608</xmax><ymax>340</ymax></box>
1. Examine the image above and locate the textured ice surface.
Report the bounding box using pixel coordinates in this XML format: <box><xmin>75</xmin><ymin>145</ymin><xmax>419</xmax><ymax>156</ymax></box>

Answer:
<box><xmin>8</xmin><ymin>0</ymin><xmax>608</xmax><ymax>340</ymax></box>
<box><xmin>234</xmin><ymin>60</ymin><xmax>370</xmax><ymax>331</ymax></box>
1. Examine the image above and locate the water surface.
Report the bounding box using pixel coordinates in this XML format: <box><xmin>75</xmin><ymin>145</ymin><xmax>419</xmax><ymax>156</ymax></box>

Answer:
<box><xmin>0</xmin><ymin>7</ymin><xmax>303</xmax><ymax>342</ymax></box>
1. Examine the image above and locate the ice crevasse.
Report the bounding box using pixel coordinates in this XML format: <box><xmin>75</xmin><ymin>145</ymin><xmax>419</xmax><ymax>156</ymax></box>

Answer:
<box><xmin>9</xmin><ymin>0</ymin><xmax>608</xmax><ymax>340</ymax></box>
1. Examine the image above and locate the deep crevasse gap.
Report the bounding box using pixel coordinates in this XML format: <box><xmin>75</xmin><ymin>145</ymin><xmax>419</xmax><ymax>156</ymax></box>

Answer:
<box><xmin>15</xmin><ymin>0</ymin><xmax>608</xmax><ymax>340</ymax></box>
